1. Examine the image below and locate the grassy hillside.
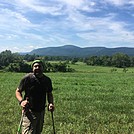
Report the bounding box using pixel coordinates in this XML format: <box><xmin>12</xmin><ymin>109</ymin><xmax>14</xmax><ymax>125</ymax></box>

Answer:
<box><xmin>0</xmin><ymin>64</ymin><xmax>134</xmax><ymax>133</ymax></box>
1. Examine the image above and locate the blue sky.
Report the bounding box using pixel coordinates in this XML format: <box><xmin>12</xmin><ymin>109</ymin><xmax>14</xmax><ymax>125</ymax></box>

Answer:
<box><xmin>0</xmin><ymin>0</ymin><xmax>134</xmax><ymax>52</ymax></box>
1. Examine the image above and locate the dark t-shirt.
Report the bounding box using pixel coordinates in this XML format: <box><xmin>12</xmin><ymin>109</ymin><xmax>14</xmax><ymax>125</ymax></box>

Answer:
<box><xmin>18</xmin><ymin>73</ymin><xmax>53</xmax><ymax>112</ymax></box>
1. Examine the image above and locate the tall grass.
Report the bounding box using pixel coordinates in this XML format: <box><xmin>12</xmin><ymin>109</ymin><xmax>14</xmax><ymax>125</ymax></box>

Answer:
<box><xmin>0</xmin><ymin>63</ymin><xmax>134</xmax><ymax>134</ymax></box>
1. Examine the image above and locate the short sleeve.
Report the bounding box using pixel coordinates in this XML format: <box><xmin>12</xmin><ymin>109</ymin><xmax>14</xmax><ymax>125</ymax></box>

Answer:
<box><xmin>18</xmin><ymin>74</ymin><xmax>29</xmax><ymax>92</ymax></box>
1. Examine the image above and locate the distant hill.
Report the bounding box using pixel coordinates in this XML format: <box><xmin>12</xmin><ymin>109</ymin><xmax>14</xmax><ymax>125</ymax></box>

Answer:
<box><xmin>29</xmin><ymin>45</ymin><xmax>134</xmax><ymax>57</ymax></box>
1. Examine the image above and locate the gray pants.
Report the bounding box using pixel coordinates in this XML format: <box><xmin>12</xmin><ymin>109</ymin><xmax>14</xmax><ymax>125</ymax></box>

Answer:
<box><xmin>22</xmin><ymin>110</ymin><xmax>45</xmax><ymax>134</ymax></box>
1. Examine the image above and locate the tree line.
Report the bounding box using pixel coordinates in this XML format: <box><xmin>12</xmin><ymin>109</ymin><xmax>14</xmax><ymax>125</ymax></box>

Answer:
<box><xmin>0</xmin><ymin>50</ymin><xmax>134</xmax><ymax>73</ymax></box>
<box><xmin>83</xmin><ymin>53</ymin><xmax>134</xmax><ymax>68</ymax></box>
<box><xmin>0</xmin><ymin>50</ymin><xmax>74</xmax><ymax>73</ymax></box>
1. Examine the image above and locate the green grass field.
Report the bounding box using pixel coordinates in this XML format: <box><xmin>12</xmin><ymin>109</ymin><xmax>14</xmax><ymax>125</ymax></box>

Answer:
<box><xmin>0</xmin><ymin>63</ymin><xmax>134</xmax><ymax>134</ymax></box>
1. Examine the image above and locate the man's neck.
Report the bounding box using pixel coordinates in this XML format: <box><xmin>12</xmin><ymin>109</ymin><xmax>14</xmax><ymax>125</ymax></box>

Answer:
<box><xmin>34</xmin><ymin>73</ymin><xmax>43</xmax><ymax>78</ymax></box>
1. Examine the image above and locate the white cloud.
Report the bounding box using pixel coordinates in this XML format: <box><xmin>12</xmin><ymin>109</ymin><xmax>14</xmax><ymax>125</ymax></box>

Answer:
<box><xmin>103</xmin><ymin>0</ymin><xmax>134</xmax><ymax>6</ymax></box>
<box><xmin>0</xmin><ymin>0</ymin><xmax>133</xmax><ymax>52</ymax></box>
<box><xmin>57</xmin><ymin>0</ymin><xmax>84</xmax><ymax>7</ymax></box>
<box><xmin>129</xmin><ymin>0</ymin><xmax>134</xmax><ymax>5</ymax></box>
<box><xmin>75</xmin><ymin>13</ymin><xmax>134</xmax><ymax>47</ymax></box>
<box><xmin>77</xmin><ymin>30</ymin><xmax>134</xmax><ymax>48</ymax></box>
<box><xmin>108</xmin><ymin>0</ymin><xmax>125</xmax><ymax>5</ymax></box>
<box><xmin>0</xmin><ymin>8</ymin><xmax>32</xmax><ymax>30</ymax></box>
<box><xmin>14</xmin><ymin>0</ymin><xmax>63</xmax><ymax>15</ymax></box>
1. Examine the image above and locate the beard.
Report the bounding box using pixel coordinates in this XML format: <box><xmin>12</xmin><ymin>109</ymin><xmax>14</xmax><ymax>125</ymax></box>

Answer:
<box><xmin>34</xmin><ymin>69</ymin><xmax>43</xmax><ymax>77</ymax></box>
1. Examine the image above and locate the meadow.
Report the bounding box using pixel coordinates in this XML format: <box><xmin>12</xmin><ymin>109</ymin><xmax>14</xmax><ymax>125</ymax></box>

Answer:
<box><xmin>0</xmin><ymin>63</ymin><xmax>134</xmax><ymax>134</ymax></box>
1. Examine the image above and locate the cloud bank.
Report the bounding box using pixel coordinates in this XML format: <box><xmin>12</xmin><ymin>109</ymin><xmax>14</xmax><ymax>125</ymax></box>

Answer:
<box><xmin>0</xmin><ymin>0</ymin><xmax>134</xmax><ymax>52</ymax></box>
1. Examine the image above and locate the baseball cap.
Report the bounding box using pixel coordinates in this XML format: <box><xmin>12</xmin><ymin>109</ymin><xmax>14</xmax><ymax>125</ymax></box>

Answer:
<box><xmin>31</xmin><ymin>60</ymin><xmax>43</xmax><ymax>67</ymax></box>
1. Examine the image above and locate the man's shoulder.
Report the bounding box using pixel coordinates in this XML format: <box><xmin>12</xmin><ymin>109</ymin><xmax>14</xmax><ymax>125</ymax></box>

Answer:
<box><xmin>43</xmin><ymin>74</ymin><xmax>51</xmax><ymax>81</ymax></box>
<box><xmin>23</xmin><ymin>73</ymin><xmax>34</xmax><ymax>79</ymax></box>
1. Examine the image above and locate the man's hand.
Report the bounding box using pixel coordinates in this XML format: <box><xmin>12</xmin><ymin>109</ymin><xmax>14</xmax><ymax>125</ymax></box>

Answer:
<box><xmin>48</xmin><ymin>103</ymin><xmax>54</xmax><ymax>112</ymax></box>
<box><xmin>20</xmin><ymin>99</ymin><xmax>29</xmax><ymax>109</ymax></box>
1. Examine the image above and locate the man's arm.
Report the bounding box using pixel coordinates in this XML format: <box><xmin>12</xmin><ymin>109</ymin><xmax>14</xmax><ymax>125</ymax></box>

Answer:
<box><xmin>47</xmin><ymin>92</ymin><xmax>54</xmax><ymax>111</ymax></box>
<box><xmin>16</xmin><ymin>88</ymin><xmax>23</xmax><ymax>102</ymax></box>
<box><xmin>15</xmin><ymin>88</ymin><xmax>28</xmax><ymax>108</ymax></box>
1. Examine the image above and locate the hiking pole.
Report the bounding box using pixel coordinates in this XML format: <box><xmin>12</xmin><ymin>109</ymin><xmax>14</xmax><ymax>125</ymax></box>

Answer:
<box><xmin>51</xmin><ymin>111</ymin><xmax>56</xmax><ymax>134</ymax></box>
<box><xmin>17</xmin><ymin>112</ymin><xmax>24</xmax><ymax>134</ymax></box>
<box><xmin>17</xmin><ymin>98</ymin><xmax>29</xmax><ymax>134</ymax></box>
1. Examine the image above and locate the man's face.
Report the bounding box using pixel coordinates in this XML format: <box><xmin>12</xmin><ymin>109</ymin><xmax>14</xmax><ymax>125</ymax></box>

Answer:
<box><xmin>32</xmin><ymin>62</ymin><xmax>43</xmax><ymax>76</ymax></box>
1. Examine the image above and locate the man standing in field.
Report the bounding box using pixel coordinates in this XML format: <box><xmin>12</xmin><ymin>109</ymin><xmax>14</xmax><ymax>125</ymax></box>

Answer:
<box><xmin>15</xmin><ymin>60</ymin><xmax>54</xmax><ymax>134</ymax></box>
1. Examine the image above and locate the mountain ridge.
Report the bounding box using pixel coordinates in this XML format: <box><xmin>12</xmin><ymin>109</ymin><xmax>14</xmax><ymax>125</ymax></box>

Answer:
<box><xmin>29</xmin><ymin>45</ymin><xmax>134</xmax><ymax>57</ymax></box>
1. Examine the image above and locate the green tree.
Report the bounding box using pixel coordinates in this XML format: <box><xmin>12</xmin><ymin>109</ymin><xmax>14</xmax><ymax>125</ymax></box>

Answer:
<box><xmin>71</xmin><ymin>58</ymin><xmax>78</xmax><ymax>64</ymax></box>
<box><xmin>85</xmin><ymin>56</ymin><xmax>101</xmax><ymax>66</ymax></box>
<box><xmin>100</xmin><ymin>55</ymin><xmax>112</xmax><ymax>66</ymax></box>
<box><xmin>0</xmin><ymin>50</ymin><xmax>13</xmax><ymax>66</ymax></box>
<box><xmin>112</xmin><ymin>53</ymin><xmax>130</xmax><ymax>68</ymax></box>
<box><xmin>51</xmin><ymin>62</ymin><xmax>74</xmax><ymax>72</ymax></box>
<box><xmin>129</xmin><ymin>56</ymin><xmax>134</xmax><ymax>67</ymax></box>
<box><xmin>6</xmin><ymin>61</ymin><xmax>31</xmax><ymax>72</ymax></box>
